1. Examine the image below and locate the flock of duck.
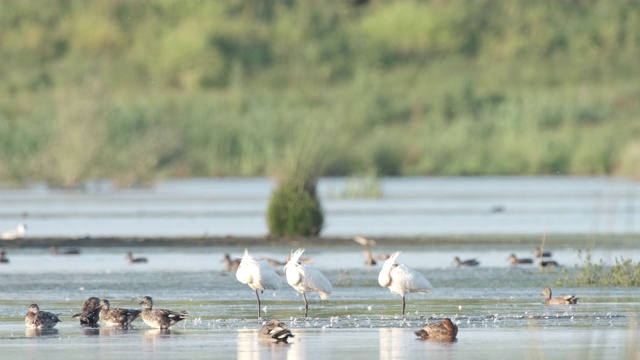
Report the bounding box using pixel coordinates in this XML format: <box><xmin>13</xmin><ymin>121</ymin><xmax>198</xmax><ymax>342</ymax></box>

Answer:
<box><xmin>8</xmin><ymin>227</ymin><xmax>579</xmax><ymax>343</ymax></box>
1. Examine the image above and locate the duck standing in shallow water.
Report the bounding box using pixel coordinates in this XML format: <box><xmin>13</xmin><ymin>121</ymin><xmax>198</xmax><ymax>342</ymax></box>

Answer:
<box><xmin>259</xmin><ymin>319</ymin><xmax>295</xmax><ymax>343</ymax></box>
<box><xmin>453</xmin><ymin>256</ymin><xmax>480</xmax><ymax>267</ymax></box>
<box><xmin>126</xmin><ymin>252</ymin><xmax>148</xmax><ymax>264</ymax></box>
<box><xmin>508</xmin><ymin>254</ymin><xmax>534</xmax><ymax>266</ymax></box>
<box><xmin>139</xmin><ymin>296</ymin><xmax>187</xmax><ymax>329</ymax></box>
<box><xmin>541</xmin><ymin>288</ymin><xmax>578</xmax><ymax>305</ymax></box>
<box><xmin>415</xmin><ymin>318</ymin><xmax>458</xmax><ymax>341</ymax></box>
<box><xmin>25</xmin><ymin>304</ymin><xmax>61</xmax><ymax>329</ymax></box>
<box><xmin>99</xmin><ymin>299</ymin><xmax>141</xmax><ymax>328</ymax></box>
<box><xmin>73</xmin><ymin>297</ymin><xmax>101</xmax><ymax>327</ymax></box>
<box><xmin>223</xmin><ymin>253</ymin><xmax>241</xmax><ymax>271</ymax></box>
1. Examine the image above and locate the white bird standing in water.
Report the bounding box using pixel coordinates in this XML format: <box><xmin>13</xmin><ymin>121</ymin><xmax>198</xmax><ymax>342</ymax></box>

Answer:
<box><xmin>236</xmin><ymin>249</ymin><xmax>282</xmax><ymax>319</ymax></box>
<box><xmin>1</xmin><ymin>223</ymin><xmax>26</xmax><ymax>240</ymax></box>
<box><xmin>378</xmin><ymin>251</ymin><xmax>433</xmax><ymax>316</ymax></box>
<box><xmin>284</xmin><ymin>248</ymin><xmax>332</xmax><ymax>318</ymax></box>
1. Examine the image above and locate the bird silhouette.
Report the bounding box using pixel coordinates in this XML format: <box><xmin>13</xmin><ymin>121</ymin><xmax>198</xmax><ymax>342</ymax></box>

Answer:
<box><xmin>236</xmin><ymin>249</ymin><xmax>282</xmax><ymax>319</ymax></box>
<box><xmin>378</xmin><ymin>251</ymin><xmax>433</xmax><ymax>316</ymax></box>
<box><xmin>284</xmin><ymin>248</ymin><xmax>332</xmax><ymax>318</ymax></box>
<box><xmin>126</xmin><ymin>252</ymin><xmax>148</xmax><ymax>264</ymax></box>
<box><xmin>452</xmin><ymin>256</ymin><xmax>480</xmax><ymax>267</ymax></box>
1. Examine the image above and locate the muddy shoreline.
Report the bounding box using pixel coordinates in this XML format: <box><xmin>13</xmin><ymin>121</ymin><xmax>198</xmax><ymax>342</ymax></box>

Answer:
<box><xmin>0</xmin><ymin>233</ymin><xmax>632</xmax><ymax>248</ymax></box>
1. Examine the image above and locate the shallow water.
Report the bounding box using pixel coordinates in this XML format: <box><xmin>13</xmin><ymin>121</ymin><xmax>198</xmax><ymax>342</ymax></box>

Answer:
<box><xmin>1</xmin><ymin>176</ymin><xmax>640</xmax><ymax>237</ymax></box>
<box><xmin>1</xmin><ymin>246</ymin><xmax>639</xmax><ymax>359</ymax></box>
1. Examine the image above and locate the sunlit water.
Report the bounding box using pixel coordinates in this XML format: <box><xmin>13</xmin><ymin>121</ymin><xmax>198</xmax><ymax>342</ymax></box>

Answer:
<box><xmin>1</xmin><ymin>246</ymin><xmax>639</xmax><ymax>359</ymax></box>
<box><xmin>1</xmin><ymin>176</ymin><xmax>640</xmax><ymax>237</ymax></box>
<box><xmin>1</xmin><ymin>177</ymin><xmax>640</xmax><ymax>358</ymax></box>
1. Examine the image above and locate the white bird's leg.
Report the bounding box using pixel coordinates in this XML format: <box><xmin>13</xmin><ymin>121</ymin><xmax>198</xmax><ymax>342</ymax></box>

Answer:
<box><xmin>402</xmin><ymin>295</ymin><xmax>406</xmax><ymax>316</ymax></box>
<box><xmin>303</xmin><ymin>292</ymin><xmax>308</xmax><ymax>318</ymax></box>
<box><xmin>255</xmin><ymin>289</ymin><xmax>262</xmax><ymax>319</ymax></box>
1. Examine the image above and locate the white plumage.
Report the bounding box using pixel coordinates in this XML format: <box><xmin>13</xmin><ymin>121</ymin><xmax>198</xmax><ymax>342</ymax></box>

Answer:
<box><xmin>1</xmin><ymin>223</ymin><xmax>26</xmax><ymax>240</ymax></box>
<box><xmin>284</xmin><ymin>248</ymin><xmax>332</xmax><ymax>317</ymax></box>
<box><xmin>236</xmin><ymin>249</ymin><xmax>282</xmax><ymax>318</ymax></box>
<box><xmin>378</xmin><ymin>251</ymin><xmax>433</xmax><ymax>316</ymax></box>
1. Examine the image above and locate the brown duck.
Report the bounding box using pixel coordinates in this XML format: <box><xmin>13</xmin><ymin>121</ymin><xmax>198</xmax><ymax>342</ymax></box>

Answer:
<box><xmin>415</xmin><ymin>318</ymin><xmax>458</xmax><ymax>342</ymax></box>
<box><xmin>72</xmin><ymin>297</ymin><xmax>101</xmax><ymax>326</ymax></box>
<box><xmin>541</xmin><ymin>288</ymin><xmax>578</xmax><ymax>305</ymax></box>
<box><xmin>259</xmin><ymin>319</ymin><xmax>295</xmax><ymax>343</ymax></box>
<box><xmin>99</xmin><ymin>299</ymin><xmax>141</xmax><ymax>328</ymax></box>
<box><xmin>25</xmin><ymin>304</ymin><xmax>61</xmax><ymax>329</ymax></box>
<box><xmin>140</xmin><ymin>296</ymin><xmax>187</xmax><ymax>329</ymax></box>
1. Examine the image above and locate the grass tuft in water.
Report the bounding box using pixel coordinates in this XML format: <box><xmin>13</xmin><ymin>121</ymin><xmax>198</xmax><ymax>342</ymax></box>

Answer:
<box><xmin>556</xmin><ymin>250</ymin><xmax>640</xmax><ymax>286</ymax></box>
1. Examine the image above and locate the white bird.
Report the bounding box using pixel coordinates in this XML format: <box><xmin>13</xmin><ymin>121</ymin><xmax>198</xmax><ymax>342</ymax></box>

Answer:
<box><xmin>378</xmin><ymin>251</ymin><xmax>434</xmax><ymax>316</ymax></box>
<box><xmin>1</xmin><ymin>223</ymin><xmax>26</xmax><ymax>240</ymax></box>
<box><xmin>236</xmin><ymin>249</ymin><xmax>282</xmax><ymax>319</ymax></box>
<box><xmin>284</xmin><ymin>248</ymin><xmax>332</xmax><ymax>318</ymax></box>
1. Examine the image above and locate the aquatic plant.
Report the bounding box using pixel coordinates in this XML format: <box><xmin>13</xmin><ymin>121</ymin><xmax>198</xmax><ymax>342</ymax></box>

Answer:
<box><xmin>557</xmin><ymin>250</ymin><xmax>640</xmax><ymax>286</ymax></box>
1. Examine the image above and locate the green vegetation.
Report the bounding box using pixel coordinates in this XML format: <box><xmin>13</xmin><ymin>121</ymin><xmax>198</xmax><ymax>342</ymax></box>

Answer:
<box><xmin>1</xmin><ymin>0</ymin><xmax>640</xmax><ymax>186</ymax></box>
<box><xmin>557</xmin><ymin>250</ymin><xmax>640</xmax><ymax>286</ymax></box>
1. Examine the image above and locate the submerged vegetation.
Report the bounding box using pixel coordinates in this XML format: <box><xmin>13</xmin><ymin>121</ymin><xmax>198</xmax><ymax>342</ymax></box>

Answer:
<box><xmin>1</xmin><ymin>0</ymin><xmax>640</xmax><ymax>186</ymax></box>
<box><xmin>557</xmin><ymin>250</ymin><xmax>640</xmax><ymax>287</ymax></box>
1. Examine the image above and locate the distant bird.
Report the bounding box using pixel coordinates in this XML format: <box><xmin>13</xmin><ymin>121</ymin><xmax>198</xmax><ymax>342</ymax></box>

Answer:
<box><xmin>99</xmin><ymin>299</ymin><xmax>141</xmax><ymax>328</ymax></box>
<box><xmin>353</xmin><ymin>236</ymin><xmax>377</xmax><ymax>247</ymax></box>
<box><xmin>539</xmin><ymin>260</ymin><xmax>560</xmax><ymax>268</ymax></box>
<box><xmin>453</xmin><ymin>256</ymin><xmax>480</xmax><ymax>267</ymax></box>
<box><xmin>1</xmin><ymin>223</ymin><xmax>26</xmax><ymax>240</ymax></box>
<box><xmin>235</xmin><ymin>249</ymin><xmax>282</xmax><ymax>318</ymax></box>
<box><xmin>0</xmin><ymin>248</ymin><xmax>9</xmax><ymax>264</ymax></box>
<box><xmin>50</xmin><ymin>246</ymin><xmax>81</xmax><ymax>255</ymax></box>
<box><xmin>540</xmin><ymin>288</ymin><xmax>578</xmax><ymax>305</ymax></box>
<box><xmin>126</xmin><ymin>252</ymin><xmax>148</xmax><ymax>264</ymax></box>
<box><xmin>139</xmin><ymin>296</ymin><xmax>187</xmax><ymax>329</ymax></box>
<box><xmin>363</xmin><ymin>248</ymin><xmax>377</xmax><ymax>266</ymax></box>
<box><xmin>262</xmin><ymin>257</ymin><xmax>286</xmax><ymax>267</ymax></box>
<box><xmin>533</xmin><ymin>247</ymin><xmax>552</xmax><ymax>258</ymax></box>
<box><xmin>259</xmin><ymin>319</ymin><xmax>295</xmax><ymax>344</ymax></box>
<box><xmin>508</xmin><ymin>254</ymin><xmax>534</xmax><ymax>266</ymax></box>
<box><xmin>25</xmin><ymin>304</ymin><xmax>61</xmax><ymax>329</ymax></box>
<box><xmin>284</xmin><ymin>248</ymin><xmax>332</xmax><ymax>318</ymax></box>
<box><xmin>415</xmin><ymin>318</ymin><xmax>458</xmax><ymax>342</ymax></box>
<box><xmin>378</xmin><ymin>251</ymin><xmax>433</xmax><ymax>316</ymax></box>
<box><xmin>72</xmin><ymin>297</ymin><xmax>101</xmax><ymax>326</ymax></box>
<box><xmin>223</xmin><ymin>253</ymin><xmax>241</xmax><ymax>271</ymax></box>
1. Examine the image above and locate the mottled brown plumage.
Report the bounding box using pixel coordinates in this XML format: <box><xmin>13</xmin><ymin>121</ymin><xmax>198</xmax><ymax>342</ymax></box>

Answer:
<box><xmin>73</xmin><ymin>297</ymin><xmax>101</xmax><ymax>326</ymax></box>
<box><xmin>259</xmin><ymin>319</ymin><xmax>295</xmax><ymax>343</ymax></box>
<box><xmin>415</xmin><ymin>318</ymin><xmax>458</xmax><ymax>342</ymax></box>
<box><xmin>99</xmin><ymin>299</ymin><xmax>141</xmax><ymax>328</ymax></box>
<box><xmin>140</xmin><ymin>296</ymin><xmax>187</xmax><ymax>329</ymax></box>
<box><xmin>25</xmin><ymin>304</ymin><xmax>61</xmax><ymax>329</ymax></box>
<box><xmin>223</xmin><ymin>254</ymin><xmax>241</xmax><ymax>271</ymax></box>
<box><xmin>541</xmin><ymin>288</ymin><xmax>578</xmax><ymax>305</ymax></box>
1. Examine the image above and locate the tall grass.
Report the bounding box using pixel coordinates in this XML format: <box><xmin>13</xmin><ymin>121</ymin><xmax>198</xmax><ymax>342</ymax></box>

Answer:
<box><xmin>557</xmin><ymin>250</ymin><xmax>640</xmax><ymax>286</ymax></box>
<box><xmin>1</xmin><ymin>0</ymin><xmax>640</xmax><ymax>186</ymax></box>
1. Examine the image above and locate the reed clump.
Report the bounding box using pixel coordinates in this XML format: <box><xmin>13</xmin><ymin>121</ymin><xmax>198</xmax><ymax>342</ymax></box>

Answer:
<box><xmin>557</xmin><ymin>250</ymin><xmax>640</xmax><ymax>286</ymax></box>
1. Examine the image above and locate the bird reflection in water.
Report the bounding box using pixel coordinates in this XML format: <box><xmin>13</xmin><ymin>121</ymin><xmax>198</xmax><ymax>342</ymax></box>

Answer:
<box><xmin>25</xmin><ymin>328</ymin><xmax>59</xmax><ymax>337</ymax></box>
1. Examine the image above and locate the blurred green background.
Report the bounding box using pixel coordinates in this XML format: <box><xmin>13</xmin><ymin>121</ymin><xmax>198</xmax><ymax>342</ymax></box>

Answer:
<box><xmin>1</xmin><ymin>0</ymin><xmax>639</xmax><ymax>187</ymax></box>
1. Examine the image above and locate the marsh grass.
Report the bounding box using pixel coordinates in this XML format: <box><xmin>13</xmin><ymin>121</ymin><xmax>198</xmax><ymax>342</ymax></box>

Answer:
<box><xmin>1</xmin><ymin>1</ymin><xmax>640</xmax><ymax>186</ymax></box>
<box><xmin>557</xmin><ymin>250</ymin><xmax>640</xmax><ymax>286</ymax></box>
